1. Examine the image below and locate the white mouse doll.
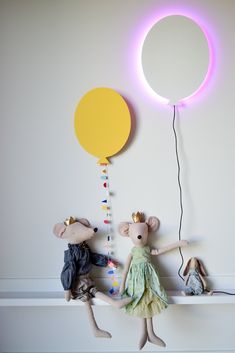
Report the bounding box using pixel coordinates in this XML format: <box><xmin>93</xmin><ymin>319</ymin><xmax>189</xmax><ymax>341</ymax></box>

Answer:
<box><xmin>53</xmin><ymin>216</ymin><xmax>132</xmax><ymax>339</ymax></box>
<box><xmin>118</xmin><ymin>212</ymin><xmax>188</xmax><ymax>349</ymax></box>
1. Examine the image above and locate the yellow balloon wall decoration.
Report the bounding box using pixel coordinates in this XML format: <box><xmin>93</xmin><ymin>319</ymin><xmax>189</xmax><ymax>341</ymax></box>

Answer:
<box><xmin>74</xmin><ymin>87</ymin><xmax>131</xmax><ymax>165</ymax></box>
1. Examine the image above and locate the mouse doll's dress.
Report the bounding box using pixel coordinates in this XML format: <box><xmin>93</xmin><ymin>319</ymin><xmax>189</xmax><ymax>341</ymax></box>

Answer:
<box><xmin>184</xmin><ymin>268</ymin><xmax>204</xmax><ymax>295</ymax></box>
<box><xmin>123</xmin><ymin>245</ymin><xmax>168</xmax><ymax>318</ymax></box>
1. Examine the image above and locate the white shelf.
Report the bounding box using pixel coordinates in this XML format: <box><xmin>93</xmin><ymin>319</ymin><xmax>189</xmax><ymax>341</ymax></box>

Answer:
<box><xmin>1</xmin><ymin>290</ymin><xmax>235</xmax><ymax>307</ymax></box>
<box><xmin>168</xmin><ymin>290</ymin><xmax>235</xmax><ymax>305</ymax></box>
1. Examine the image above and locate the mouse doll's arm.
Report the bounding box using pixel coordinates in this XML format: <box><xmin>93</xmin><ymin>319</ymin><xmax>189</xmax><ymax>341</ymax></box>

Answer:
<box><xmin>90</xmin><ymin>252</ymin><xmax>109</xmax><ymax>267</ymax></box>
<box><xmin>119</xmin><ymin>253</ymin><xmax>133</xmax><ymax>295</ymax></box>
<box><xmin>151</xmin><ymin>239</ymin><xmax>188</xmax><ymax>256</ymax></box>
<box><xmin>90</xmin><ymin>251</ymin><xmax>119</xmax><ymax>270</ymax></box>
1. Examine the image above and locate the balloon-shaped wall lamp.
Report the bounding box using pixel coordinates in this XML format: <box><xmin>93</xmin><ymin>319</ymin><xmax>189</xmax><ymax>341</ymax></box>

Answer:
<box><xmin>74</xmin><ymin>87</ymin><xmax>132</xmax><ymax>295</ymax></box>
<box><xmin>74</xmin><ymin>87</ymin><xmax>131</xmax><ymax>165</ymax></box>
<box><xmin>139</xmin><ymin>14</ymin><xmax>214</xmax><ymax>279</ymax></box>
<box><xmin>140</xmin><ymin>14</ymin><xmax>213</xmax><ymax>105</ymax></box>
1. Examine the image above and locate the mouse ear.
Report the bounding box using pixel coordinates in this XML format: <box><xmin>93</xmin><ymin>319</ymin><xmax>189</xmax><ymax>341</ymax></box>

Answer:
<box><xmin>118</xmin><ymin>222</ymin><xmax>130</xmax><ymax>237</ymax></box>
<box><xmin>53</xmin><ymin>223</ymin><xmax>66</xmax><ymax>238</ymax></box>
<box><xmin>197</xmin><ymin>259</ymin><xmax>207</xmax><ymax>276</ymax></box>
<box><xmin>146</xmin><ymin>217</ymin><xmax>160</xmax><ymax>232</ymax></box>
<box><xmin>78</xmin><ymin>218</ymin><xmax>91</xmax><ymax>227</ymax></box>
<box><xmin>183</xmin><ymin>258</ymin><xmax>192</xmax><ymax>276</ymax></box>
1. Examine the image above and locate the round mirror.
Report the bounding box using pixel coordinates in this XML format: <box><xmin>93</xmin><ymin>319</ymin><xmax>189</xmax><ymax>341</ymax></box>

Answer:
<box><xmin>141</xmin><ymin>15</ymin><xmax>211</xmax><ymax>104</ymax></box>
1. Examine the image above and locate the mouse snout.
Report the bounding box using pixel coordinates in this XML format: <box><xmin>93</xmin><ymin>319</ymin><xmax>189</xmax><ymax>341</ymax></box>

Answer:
<box><xmin>137</xmin><ymin>235</ymin><xmax>142</xmax><ymax>240</ymax></box>
<box><xmin>93</xmin><ymin>227</ymin><xmax>98</xmax><ymax>233</ymax></box>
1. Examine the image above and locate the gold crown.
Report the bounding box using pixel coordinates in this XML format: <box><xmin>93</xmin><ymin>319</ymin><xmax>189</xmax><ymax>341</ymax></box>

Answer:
<box><xmin>64</xmin><ymin>216</ymin><xmax>77</xmax><ymax>226</ymax></box>
<box><xmin>132</xmin><ymin>212</ymin><xmax>145</xmax><ymax>223</ymax></box>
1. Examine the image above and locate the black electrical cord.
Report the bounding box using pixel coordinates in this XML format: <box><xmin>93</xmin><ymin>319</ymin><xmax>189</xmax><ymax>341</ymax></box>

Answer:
<box><xmin>212</xmin><ymin>290</ymin><xmax>235</xmax><ymax>295</ymax></box>
<box><xmin>172</xmin><ymin>105</ymin><xmax>235</xmax><ymax>294</ymax></box>
<box><xmin>172</xmin><ymin>105</ymin><xmax>184</xmax><ymax>281</ymax></box>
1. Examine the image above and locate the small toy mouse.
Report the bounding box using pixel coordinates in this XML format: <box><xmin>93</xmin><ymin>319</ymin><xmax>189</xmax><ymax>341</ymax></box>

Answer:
<box><xmin>53</xmin><ymin>216</ymin><xmax>132</xmax><ymax>338</ymax></box>
<box><xmin>182</xmin><ymin>257</ymin><xmax>212</xmax><ymax>295</ymax></box>
<box><xmin>118</xmin><ymin>212</ymin><xmax>188</xmax><ymax>349</ymax></box>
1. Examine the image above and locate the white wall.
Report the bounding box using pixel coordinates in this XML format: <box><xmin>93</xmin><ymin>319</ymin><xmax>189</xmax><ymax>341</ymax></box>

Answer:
<box><xmin>1</xmin><ymin>0</ymin><xmax>235</xmax><ymax>352</ymax></box>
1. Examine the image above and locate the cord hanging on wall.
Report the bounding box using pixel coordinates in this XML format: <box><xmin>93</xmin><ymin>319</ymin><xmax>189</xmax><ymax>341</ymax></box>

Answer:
<box><xmin>172</xmin><ymin>105</ymin><xmax>185</xmax><ymax>280</ymax></box>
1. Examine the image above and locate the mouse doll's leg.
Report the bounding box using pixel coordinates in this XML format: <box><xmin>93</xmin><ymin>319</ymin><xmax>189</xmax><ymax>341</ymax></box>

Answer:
<box><xmin>85</xmin><ymin>300</ymin><xmax>111</xmax><ymax>338</ymax></box>
<box><xmin>64</xmin><ymin>289</ymin><xmax>72</xmax><ymax>301</ymax></box>
<box><xmin>146</xmin><ymin>317</ymin><xmax>166</xmax><ymax>347</ymax></box>
<box><xmin>95</xmin><ymin>291</ymin><xmax>132</xmax><ymax>308</ymax></box>
<box><xmin>139</xmin><ymin>318</ymin><xmax>148</xmax><ymax>350</ymax></box>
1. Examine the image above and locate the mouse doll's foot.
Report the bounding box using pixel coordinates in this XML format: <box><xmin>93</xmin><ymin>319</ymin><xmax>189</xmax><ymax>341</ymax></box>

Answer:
<box><xmin>64</xmin><ymin>290</ymin><xmax>72</xmax><ymax>301</ymax></box>
<box><xmin>148</xmin><ymin>335</ymin><xmax>166</xmax><ymax>347</ymax></box>
<box><xmin>94</xmin><ymin>328</ymin><xmax>112</xmax><ymax>339</ymax></box>
<box><xmin>206</xmin><ymin>290</ymin><xmax>213</xmax><ymax>296</ymax></box>
<box><xmin>139</xmin><ymin>319</ymin><xmax>148</xmax><ymax>350</ymax></box>
<box><xmin>114</xmin><ymin>296</ymin><xmax>132</xmax><ymax>309</ymax></box>
<box><xmin>95</xmin><ymin>291</ymin><xmax>132</xmax><ymax>308</ymax></box>
<box><xmin>139</xmin><ymin>332</ymin><xmax>148</xmax><ymax>350</ymax></box>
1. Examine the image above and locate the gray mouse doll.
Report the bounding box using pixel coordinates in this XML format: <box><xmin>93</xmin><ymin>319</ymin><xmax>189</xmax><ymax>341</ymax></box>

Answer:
<box><xmin>53</xmin><ymin>216</ymin><xmax>132</xmax><ymax>338</ymax></box>
<box><xmin>182</xmin><ymin>257</ymin><xmax>212</xmax><ymax>295</ymax></box>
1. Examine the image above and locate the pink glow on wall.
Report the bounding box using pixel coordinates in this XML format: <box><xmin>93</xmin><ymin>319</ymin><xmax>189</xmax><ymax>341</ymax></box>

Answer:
<box><xmin>133</xmin><ymin>7</ymin><xmax>215</xmax><ymax>106</ymax></box>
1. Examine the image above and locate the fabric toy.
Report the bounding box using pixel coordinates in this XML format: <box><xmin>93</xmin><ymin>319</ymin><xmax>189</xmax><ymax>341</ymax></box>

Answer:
<box><xmin>118</xmin><ymin>212</ymin><xmax>188</xmax><ymax>349</ymax></box>
<box><xmin>53</xmin><ymin>216</ymin><xmax>132</xmax><ymax>338</ymax></box>
<box><xmin>182</xmin><ymin>257</ymin><xmax>212</xmax><ymax>295</ymax></box>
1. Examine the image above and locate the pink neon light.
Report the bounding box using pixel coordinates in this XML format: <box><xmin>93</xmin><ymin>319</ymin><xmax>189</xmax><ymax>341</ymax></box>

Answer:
<box><xmin>132</xmin><ymin>8</ymin><xmax>215</xmax><ymax>106</ymax></box>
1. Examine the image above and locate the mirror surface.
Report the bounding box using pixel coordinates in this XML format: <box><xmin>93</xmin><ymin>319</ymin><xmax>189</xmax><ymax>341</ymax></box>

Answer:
<box><xmin>141</xmin><ymin>15</ymin><xmax>210</xmax><ymax>104</ymax></box>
